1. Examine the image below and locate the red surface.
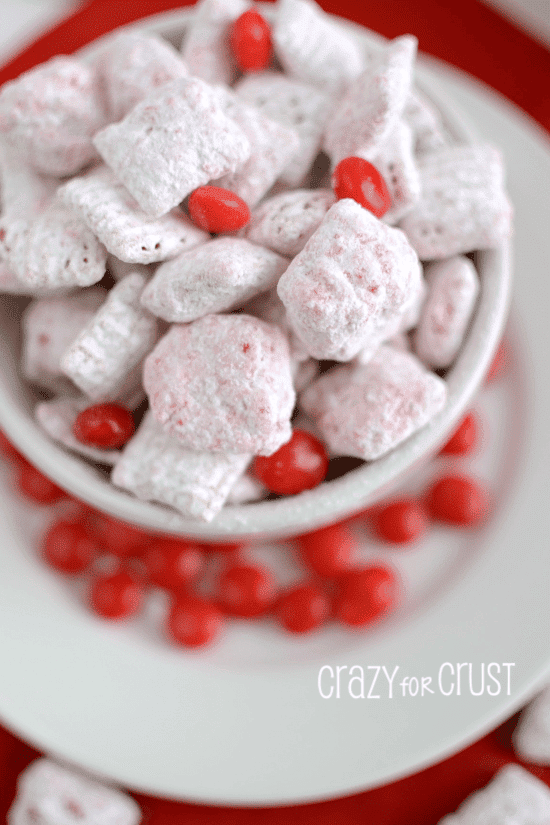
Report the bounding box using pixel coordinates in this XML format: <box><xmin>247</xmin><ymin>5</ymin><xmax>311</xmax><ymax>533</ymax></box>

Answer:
<box><xmin>0</xmin><ymin>0</ymin><xmax>549</xmax><ymax>819</ymax></box>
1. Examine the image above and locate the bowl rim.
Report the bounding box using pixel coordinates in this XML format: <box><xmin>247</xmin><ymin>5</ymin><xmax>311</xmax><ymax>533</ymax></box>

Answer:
<box><xmin>0</xmin><ymin>7</ymin><xmax>513</xmax><ymax>540</ymax></box>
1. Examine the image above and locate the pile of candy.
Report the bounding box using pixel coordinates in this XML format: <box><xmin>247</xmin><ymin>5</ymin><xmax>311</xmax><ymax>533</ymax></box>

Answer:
<box><xmin>0</xmin><ymin>0</ymin><xmax>512</xmax><ymax>523</ymax></box>
<box><xmin>1</xmin><ymin>336</ymin><xmax>506</xmax><ymax>648</ymax></box>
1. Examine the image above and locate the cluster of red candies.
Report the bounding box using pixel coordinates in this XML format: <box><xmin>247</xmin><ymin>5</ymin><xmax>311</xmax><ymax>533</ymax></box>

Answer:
<box><xmin>0</xmin><ymin>342</ymin><xmax>506</xmax><ymax>649</ymax></box>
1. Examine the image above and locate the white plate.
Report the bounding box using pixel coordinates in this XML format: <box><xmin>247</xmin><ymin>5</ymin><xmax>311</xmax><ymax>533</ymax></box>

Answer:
<box><xmin>0</xmin><ymin>28</ymin><xmax>549</xmax><ymax>810</ymax></box>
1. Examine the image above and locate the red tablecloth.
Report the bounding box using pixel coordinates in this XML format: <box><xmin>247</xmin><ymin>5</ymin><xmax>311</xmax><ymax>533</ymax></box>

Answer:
<box><xmin>1</xmin><ymin>0</ymin><xmax>549</xmax><ymax>820</ymax></box>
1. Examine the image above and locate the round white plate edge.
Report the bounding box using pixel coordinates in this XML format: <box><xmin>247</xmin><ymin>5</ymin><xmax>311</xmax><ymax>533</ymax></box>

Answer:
<box><xmin>0</xmin><ymin>43</ymin><xmax>549</xmax><ymax>809</ymax></box>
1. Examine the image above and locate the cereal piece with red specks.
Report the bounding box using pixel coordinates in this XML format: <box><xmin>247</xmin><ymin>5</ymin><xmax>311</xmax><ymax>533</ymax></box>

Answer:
<box><xmin>362</xmin><ymin>120</ymin><xmax>421</xmax><ymax>225</ymax></box>
<box><xmin>437</xmin><ymin>764</ymin><xmax>550</xmax><ymax>825</ymax></box>
<box><xmin>513</xmin><ymin>685</ymin><xmax>550</xmax><ymax>765</ymax></box>
<box><xmin>181</xmin><ymin>0</ymin><xmax>248</xmax><ymax>86</ymax></box>
<box><xmin>235</xmin><ymin>71</ymin><xmax>334</xmax><ymax>186</ymax></box>
<box><xmin>4</xmin><ymin>198</ymin><xmax>107</xmax><ymax>291</ymax></box>
<box><xmin>111</xmin><ymin>411</ymin><xmax>251</xmax><ymax>521</ymax></box>
<box><xmin>61</xmin><ymin>273</ymin><xmax>158</xmax><ymax>402</ymax></box>
<box><xmin>59</xmin><ymin>166</ymin><xmax>208</xmax><ymax>264</ymax></box>
<box><xmin>300</xmin><ymin>345</ymin><xmax>446</xmax><ymax>460</ymax></box>
<box><xmin>22</xmin><ymin>288</ymin><xmax>105</xmax><ymax>392</ymax></box>
<box><xmin>273</xmin><ymin>0</ymin><xmax>363</xmax><ymax>95</ymax></box>
<box><xmin>0</xmin><ymin>57</ymin><xmax>106</xmax><ymax>177</ymax></box>
<box><xmin>399</xmin><ymin>144</ymin><xmax>513</xmax><ymax>259</ymax></box>
<box><xmin>404</xmin><ymin>90</ymin><xmax>447</xmax><ymax>156</ymax></box>
<box><xmin>323</xmin><ymin>36</ymin><xmax>417</xmax><ymax>167</ymax></box>
<box><xmin>8</xmin><ymin>757</ymin><xmax>141</xmax><ymax>825</ymax></box>
<box><xmin>35</xmin><ymin>396</ymin><xmax>121</xmax><ymax>465</ymax></box>
<box><xmin>143</xmin><ymin>314</ymin><xmax>296</xmax><ymax>456</ymax></box>
<box><xmin>96</xmin><ymin>32</ymin><xmax>189</xmax><ymax>121</ymax></box>
<box><xmin>214</xmin><ymin>89</ymin><xmax>300</xmax><ymax>208</ymax></box>
<box><xmin>414</xmin><ymin>256</ymin><xmax>479</xmax><ymax>369</ymax></box>
<box><xmin>140</xmin><ymin>237</ymin><xmax>288</xmax><ymax>323</ymax></box>
<box><xmin>277</xmin><ymin>198</ymin><xmax>423</xmax><ymax>361</ymax></box>
<box><xmin>244</xmin><ymin>188</ymin><xmax>336</xmax><ymax>257</ymax></box>
<box><xmin>93</xmin><ymin>77</ymin><xmax>251</xmax><ymax>217</ymax></box>
<box><xmin>350</xmin><ymin>275</ymin><xmax>425</xmax><ymax>366</ymax></box>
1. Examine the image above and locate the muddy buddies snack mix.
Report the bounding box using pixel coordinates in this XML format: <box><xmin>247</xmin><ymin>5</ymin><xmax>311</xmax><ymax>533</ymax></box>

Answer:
<box><xmin>0</xmin><ymin>0</ymin><xmax>512</xmax><ymax>524</ymax></box>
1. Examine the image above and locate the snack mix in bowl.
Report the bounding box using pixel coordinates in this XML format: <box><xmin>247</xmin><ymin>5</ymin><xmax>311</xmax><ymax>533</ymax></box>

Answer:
<box><xmin>0</xmin><ymin>0</ymin><xmax>513</xmax><ymax>645</ymax></box>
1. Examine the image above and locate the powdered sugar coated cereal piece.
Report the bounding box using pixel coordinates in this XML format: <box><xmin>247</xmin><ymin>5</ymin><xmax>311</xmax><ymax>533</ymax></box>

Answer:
<box><xmin>112</xmin><ymin>412</ymin><xmax>251</xmax><ymax>522</ymax></box>
<box><xmin>214</xmin><ymin>89</ymin><xmax>300</xmax><ymax>208</ymax></box>
<box><xmin>513</xmin><ymin>686</ymin><xmax>550</xmax><ymax>765</ymax></box>
<box><xmin>61</xmin><ymin>273</ymin><xmax>158</xmax><ymax>401</ymax></box>
<box><xmin>59</xmin><ymin>166</ymin><xmax>208</xmax><ymax>264</ymax></box>
<box><xmin>93</xmin><ymin>77</ymin><xmax>250</xmax><ymax>217</ymax></box>
<box><xmin>244</xmin><ymin>188</ymin><xmax>336</xmax><ymax>257</ymax></box>
<box><xmin>404</xmin><ymin>89</ymin><xmax>447</xmax><ymax>155</ymax></box>
<box><xmin>8</xmin><ymin>757</ymin><xmax>141</xmax><ymax>825</ymax></box>
<box><xmin>300</xmin><ymin>345</ymin><xmax>446</xmax><ymax>460</ymax></box>
<box><xmin>437</xmin><ymin>764</ymin><xmax>550</xmax><ymax>825</ymax></box>
<box><xmin>323</xmin><ymin>36</ymin><xmax>417</xmax><ymax>166</ymax></box>
<box><xmin>143</xmin><ymin>314</ymin><xmax>296</xmax><ymax>456</ymax></box>
<box><xmin>235</xmin><ymin>72</ymin><xmax>334</xmax><ymax>186</ymax></box>
<box><xmin>399</xmin><ymin>143</ymin><xmax>513</xmax><ymax>259</ymax></box>
<box><xmin>97</xmin><ymin>32</ymin><xmax>189</xmax><ymax>121</ymax></box>
<box><xmin>22</xmin><ymin>288</ymin><xmax>105</xmax><ymax>391</ymax></box>
<box><xmin>273</xmin><ymin>0</ymin><xmax>363</xmax><ymax>95</ymax></box>
<box><xmin>140</xmin><ymin>237</ymin><xmax>288</xmax><ymax>322</ymax></box>
<box><xmin>363</xmin><ymin>119</ymin><xmax>421</xmax><ymax>225</ymax></box>
<box><xmin>351</xmin><ymin>273</ymin><xmax>426</xmax><ymax>367</ymax></box>
<box><xmin>6</xmin><ymin>198</ymin><xmax>107</xmax><ymax>290</ymax></box>
<box><xmin>181</xmin><ymin>0</ymin><xmax>248</xmax><ymax>86</ymax></box>
<box><xmin>0</xmin><ymin>57</ymin><xmax>106</xmax><ymax>177</ymax></box>
<box><xmin>414</xmin><ymin>256</ymin><xmax>479</xmax><ymax>369</ymax></box>
<box><xmin>277</xmin><ymin>198</ymin><xmax>422</xmax><ymax>361</ymax></box>
<box><xmin>36</xmin><ymin>396</ymin><xmax>121</xmax><ymax>465</ymax></box>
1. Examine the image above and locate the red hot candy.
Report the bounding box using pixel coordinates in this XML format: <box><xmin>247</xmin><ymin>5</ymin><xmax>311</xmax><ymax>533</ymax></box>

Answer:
<box><xmin>219</xmin><ymin>563</ymin><xmax>277</xmax><ymax>618</ymax></box>
<box><xmin>167</xmin><ymin>595</ymin><xmax>224</xmax><ymax>648</ymax></box>
<box><xmin>73</xmin><ymin>403</ymin><xmax>135</xmax><ymax>449</ymax></box>
<box><xmin>89</xmin><ymin>571</ymin><xmax>144</xmax><ymax>619</ymax></box>
<box><xmin>372</xmin><ymin>499</ymin><xmax>428</xmax><ymax>544</ymax></box>
<box><xmin>335</xmin><ymin>565</ymin><xmax>399</xmax><ymax>627</ymax></box>
<box><xmin>297</xmin><ymin>522</ymin><xmax>356</xmax><ymax>578</ymax></box>
<box><xmin>230</xmin><ymin>10</ymin><xmax>272</xmax><ymax>73</ymax></box>
<box><xmin>252</xmin><ymin>429</ymin><xmax>329</xmax><ymax>495</ymax></box>
<box><xmin>426</xmin><ymin>474</ymin><xmax>488</xmax><ymax>526</ymax></box>
<box><xmin>275</xmin><ymin>582</ymin><xmax>331</xmax><ymax>634</ymax></box>
<box><xmin>188</xmin><ymin>185</ymin><xmax>250</xmax><ymax>233</ymax></box>
<box><xmin>440</xmin><ymin>412</ymin><xmax>479</xmax><ymax>456</ymax></box>
<box><xmin>42</xmin><ymin>518</ymin><xmax>98</xmax><ymax>574</ymax></box>
<box><xmin>332</xmin><ymin>156</ymin><xmax>391</xmax><ymax>218</ymax></box>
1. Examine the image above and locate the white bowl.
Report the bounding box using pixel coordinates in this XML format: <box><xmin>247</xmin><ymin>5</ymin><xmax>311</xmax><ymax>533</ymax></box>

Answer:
<box><xmin>0</xmin><ymin>8</ymin><xmax>513</xmax><ymax>541</ymax></box>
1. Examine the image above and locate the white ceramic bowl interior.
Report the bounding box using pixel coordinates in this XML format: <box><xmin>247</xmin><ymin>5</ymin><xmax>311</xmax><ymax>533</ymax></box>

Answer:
<box><xmin>0</xmin><ymin>7</ymin><xmax>513</xmax><ymax>541</ymax></box>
